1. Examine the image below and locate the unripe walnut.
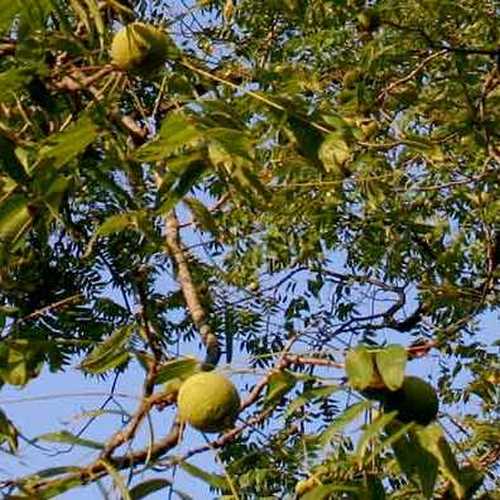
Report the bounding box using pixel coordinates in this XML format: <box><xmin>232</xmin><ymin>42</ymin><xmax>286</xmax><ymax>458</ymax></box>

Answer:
<box><xmin>177</xmin><ymin>372</ymin><xmax>241</xmax><ymax>433</ymax></box>
<box><xmin>110</xmin><ymin>22</ymin><xmax>171</xmax><ymax>73</ymax></box>
<box><xmin>383</xmin><ymin>376</ymin><xmax>439</xmax><ymax>426</ymax></box>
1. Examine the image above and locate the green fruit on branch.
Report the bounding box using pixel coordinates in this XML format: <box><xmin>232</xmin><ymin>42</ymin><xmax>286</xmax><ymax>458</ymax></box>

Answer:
<box><xmin>177</xmin><ymin>372</ymin><xmax>241</xmax><ymax>433</ymax></box>
<box><xmin>110</xmin><ymin>22</ymin><xmax>171</xmax><ymax>73</ymax></box>
<box><xmin>382</xmin><ymin>376</ymin><xmax>439</xmax><ymax>426</ymax></box>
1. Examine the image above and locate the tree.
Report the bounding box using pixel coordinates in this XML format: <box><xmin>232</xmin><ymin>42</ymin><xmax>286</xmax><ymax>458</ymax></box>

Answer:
<box><xmin>0</xmin><ymin>0</ymin><xmax>498</xmax><ymax>498</ymax></box>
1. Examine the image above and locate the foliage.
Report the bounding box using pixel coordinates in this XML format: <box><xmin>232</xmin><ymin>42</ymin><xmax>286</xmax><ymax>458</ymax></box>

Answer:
<box><xmin>0</xmin><ymin>0</ymin><xmax>498</xmax><ymax>498</ymax></box>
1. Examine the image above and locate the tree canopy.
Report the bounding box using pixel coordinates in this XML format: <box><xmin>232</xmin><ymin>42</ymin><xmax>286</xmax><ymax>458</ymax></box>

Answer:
<box><xmin>0</xmin><ymin>0</ymin><xmax>498</xmax><ymax>498</ymax></box>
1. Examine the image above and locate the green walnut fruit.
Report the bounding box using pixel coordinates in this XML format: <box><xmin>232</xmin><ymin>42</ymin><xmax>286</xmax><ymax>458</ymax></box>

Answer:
<box><xmin>383</xmin><ymin>376</ymin><xmax>439</xmax><ymax>426</ymax></box>
<box><xmin>110</xmin><ymin>22</ymin><xmax>171</xmax><ymax>73</ymax></box>
<box><xmin>177</xmin><ymin>372</ymin><xmax>241</xmax><ymax>433</ymax></box>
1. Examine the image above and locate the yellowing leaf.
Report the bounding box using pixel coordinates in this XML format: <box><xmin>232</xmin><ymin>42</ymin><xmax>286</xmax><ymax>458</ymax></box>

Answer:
<box><xmin>319</xmin><ymin>132</ymin><xmax>351</xmax><ymax>175</ymax></box>
<box><xmin>375</xmin><ymin>344</ymin><xmax>407</xmax><ymax>391</ymax></box>
<box><xmin>345</xmin><ymin>346</ymin><xmax>375</xmax><ymax>390</ymax></box>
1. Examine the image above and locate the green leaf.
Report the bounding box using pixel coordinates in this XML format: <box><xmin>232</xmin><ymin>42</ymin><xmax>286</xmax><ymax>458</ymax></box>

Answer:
<box><xmin>183</xmin><ymin>196</ymin><xmax>220</xmax><ymax>236</ymax></box>
<box><xmin>363</xmin><ymin>476</ymin><xmax>386</xmax><ymax>499</ymax></box>
<box><xmin>31</xmin><ymin>476</ymin><xmax>83</xmax><ymax>499</ymax></box>
<box><xmin>0</xmin><ymin>409</ymin><xmax>19</xmax><ymax>453</ymax></box>
<box><xmin>84</xmin><ymin>211</ymin><xmax>142</xmax><ymax>258</ymax></box>
<box><xmin>39</xmin><ymin>115</ymin><xmax>100</xmax><ymax>169</ymax></box>
<box><xmin>79</xmin><ymin>325</ymin><xmax>133</xmax><ymax>374</ymax></box>
<box><xmin>355</xmin><ymin>411</ymin><xmax>397</xmax><ymax>463</ymax></box>
<box><xmin>129</xmin><ymin>479</ymin><xmax>185</xmax><ymax>500</ymax></box>
<box><xmin>319</xmin><ymin>401</ymin><xmax>370</xmax><ymax>446</ymax></box>
<box><xmin>0</xmin><ymin>194</ymin><xmax>34</xmax><ymax>247</ymax></box>
<box><xmin>0</xmin><ymin>340</ymin><xmax>43</xmax><ymax>387</ymax></box>
<box><xmin>96</xmin><ymin>212</ymin><xmax>140</xmax><ymax>237</ymax></box>
<box><xmin>27</xmin><ymin>466</ymin><xmax>81</xmax><ymax>479</ymax></box>
<box><xmin>156</xmin><ymin>159</ymin><xmax>207</xmax><ymax>214</ymax></box>
<box><xmin>375</xmin><ymin>345</ymin><xmax>407</xmax><ymax>391</ymax></box>
<box><xmin>154</xmin><ymin>356</ymin><xmax>200</xmax><ymax>385</ymax></box>
<box><xmin>82</xmin><ymin>0</ymin><xmax>105</xmax><ymax>48</ymax></box>
<box><xmin>0</xmin><ymin>68</ymin><xmax>30</xmax><ymax>104</ymax></box>
<box><xmin>302</xmin><ymin>483</ymin><xmax>361</xmax><ymax>500</ymax></box>
<box><xmin>206</xmin><ymin>128</ymin><xmax>253</xmax><ymax>161</ymax></box>
<box><xmin>231</xmin><ymin>165</ymin><xmax>271</xmax><ymax>202</ymax></box>
<box><xmin>318</xmin><ymin>132</ymin><xmax>351</xmax><ymax>175</ymax></box>
<box><xmin>416</xmin><ymin>424</ymin><xmax>465</xmax><ymax>499</ymax></box>
<box><xmin>0</xmin><ymin>1</ymin><xmax>20</xmax><ymax>33</ymax></box>
<box><xmin>360</xmin><ymin>178</ymin><xmax>386</xmax><ymax>210</ymax></box>
<box><xmin>18</xmin><ymin>0</ymin><xmax>53</xmax><ymax>32</ymax></box>
<box><xmin>265</xmin><ymin>370</ymin><xmax>297</xmax><ymax>405</ymax></box>
<box><xmin>364</xmin><ymin>421</ymin><xmax>414</xmax><ymax>466</ymax></box>
<box><xmin>286</xmin><ymin>115</ymin><xmax>323</xmax><ymax>166</ymax></box>
<box><xmin>41</xmin><ymin>174</ymin><xmax>72</xmax><ymax>215</ymax></box>
<box><xmin>37</xmin><ymin>431</ymin><xmax>104</xmax><ymax>450</ymax></box>
<box><xmin>345</xmin><ymin>346</ymin><xmax>375</xmax><ymax>390</ymax></box>
<box><xmin>285</xmin><ymin>384</ymin><xmax>340</xmax><ymax>417</ymax></box>
<box><xmin>129</xmin><ymin>478</ymin><xmax>192</xmax><ymax>500</ymax></box>
<box><xmin>0</xmin><ymin>136</ymin><xmax>30</xmax><ymax>183</ymax></box>
<box><xmin>134</xmin><ymin>113</ymin><xmax>202</xmax><ymax>162</ymax></box>
<box><xmin>179</xmin><ymin>461</ymin><xmax>229</xmax><ymax>491</ymax></box>
<box><xmin>386</xmin><ymin>421</ymin><xmax>438</xmax><ymax>499</ymax></box>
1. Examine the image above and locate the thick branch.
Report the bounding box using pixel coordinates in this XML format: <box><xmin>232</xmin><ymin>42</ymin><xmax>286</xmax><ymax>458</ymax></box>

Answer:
<box><xmin>165</xmin><ymin>211</ymin><xmax>220</xmax><ymax>368</ymax></box>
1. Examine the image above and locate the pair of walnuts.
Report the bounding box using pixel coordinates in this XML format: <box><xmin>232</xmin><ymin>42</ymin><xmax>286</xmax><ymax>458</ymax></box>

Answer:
<box><xmin>175</xmin><ymin>372</ymin><xmax>438</xmax><ymax>434</ymax></box>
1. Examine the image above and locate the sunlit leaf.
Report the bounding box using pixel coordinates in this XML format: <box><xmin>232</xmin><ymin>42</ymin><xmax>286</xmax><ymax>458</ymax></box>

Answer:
<box><xmin>0</xmin><ymin>68</ymin><xmax>31</xmax><ymax>103</ymax></box>
<box><xmin>206</xmin><ymin>128</ymin><xmax>253</xmax><ymax>161</ymax></box>
<box><xmin>319</xmin><ymin>401</ymin><xmax>371</xmax><ymax>446</ymax></box>
<box><xmin>179</xmin><ymin>461</ymin><xmax>229</xmax><ymax>491</ymax></box>
<box><xmin>79</xmin><ymin>325</ymin><xmax>133</xmax><ymax>374</ymax></box>
<box><xmin>39</xmin><ymin>115</ymin><xmax>100</xmax><ymax>169</ymax></box>
<box><xmin>345</xmin><ymin>346</ymin><xmax>375</xmax><ymax>390</ymax></box>
<box><xmin>38</xmin><ymin>431</ymin><xmax>104</xmax><ymax>450</ymax></box>
<box><xmin>375</xmin><ymin>345</ymin><xmax>407</xmax><ymax>391</ymax></box>
<box><xmin>265</xmin><ymin>370</ymin><xmax>297</xmax><ymax>405</ymax></box>
<box><xmin>285</xmin><ymin>384</ymin><xmax>340</xmax><ymax>417</ymax></box>
<box><xmin>154</xmin><ymin>356</ymin><xmax>200</xmax><ymax>385</ymax></box>
<box><xmin>129</xmin><ymin>479</ymin><xmax>191</xmax><ymax>500</ymax></box>
<box><xmin>0</xmin><ymin>2</ymin><xmax>20</xmax><ymax>33</ymax></box>
<box><xmin>0</xmin><ymin>409</ymin><xmax>19</xmax><ymax>453</ymax></box>
<box><xmin>0</xmin><ymin>194</ymin><xmax>34</xmax><ymax>247</ymax></box>
<box><xmin>134</xmin><ymin>113</ymin><xmax>202</xmax><ymax>162</ymax></box>
<box><xmin>416</xmin><ymin>424</ymin><xmax>465</xmax><ymax>499</ymax></box>
<box><xmin>302</xmin><ymin>483</ymin><xmax>361</xmax><ymax>500</ymax></box>
<box><xmin>355</xmin><ymin>411</ymin><xmax>397</xmax><ymax>462</ymax></box>
<box><xmin>386</xmin><ymin>421</ymin><xmax>438</xmax><ymax>499</ymax></box>
<box><xmin>29</xmin><ymin>476</ymin><xmax>83</xmax><ymax>499</ymax></box>
<box><xmin>100</xmin><ymin>460</ymin><xmax>131</xmax><ymax>500</ymax></box>
<box><xmin>318</xmin><ymin>132</ymin><xmax>351</xmax><ymax>175</ymax></box>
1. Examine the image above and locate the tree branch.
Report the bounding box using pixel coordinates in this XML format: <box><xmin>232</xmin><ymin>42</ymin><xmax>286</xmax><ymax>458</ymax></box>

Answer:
<box><xmin>164</xmin><ymin>210</ymin><xmax>221</xmax><ymax>368</ymax></box>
